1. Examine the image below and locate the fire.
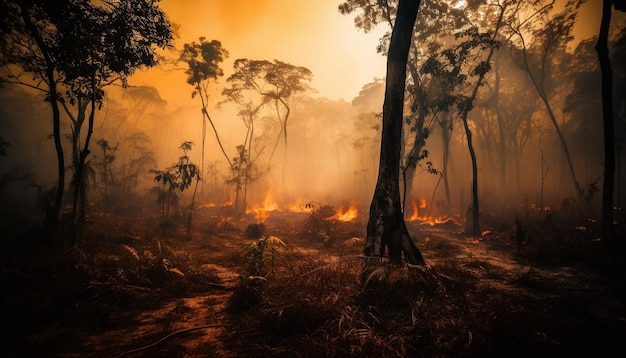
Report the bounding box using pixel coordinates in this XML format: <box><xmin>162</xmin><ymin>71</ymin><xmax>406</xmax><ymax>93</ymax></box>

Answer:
<box><xmin>285</xmin><ymin>198</ymin><xmax>313</xmax><ymax>213</ymax></box>
<box><xmin>408</xmin><ymin>201</ymin><xmax>420</xmax><ymax>221</ymax></box>
<box><xmin>250</xmin><ymin>191</ymin><xmax>280</xmax><ymax>222</ymax></box>
<box><xmin>406</xmin><ymin>198</ymin><xmax>452</xmax><ymax>226</ymax></box>
<box><xmin>334</xmin><ymin>203</ymin><xmax>359</xmax><ymax>222</ymax></box>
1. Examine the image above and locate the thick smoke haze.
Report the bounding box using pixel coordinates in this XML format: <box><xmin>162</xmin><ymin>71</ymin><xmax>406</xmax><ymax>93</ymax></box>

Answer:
<box><xmin>0</xmin><ymin>0</ymin><xmax>624</xmax><ymax>229</ymax></box>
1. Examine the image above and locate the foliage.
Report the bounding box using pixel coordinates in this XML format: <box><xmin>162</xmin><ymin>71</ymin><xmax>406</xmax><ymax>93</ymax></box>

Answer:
<box><xmin>0</xmin><ymin>0</ymin><xmax>173</xmax><ymax>231</ymax></box>
<box><xmin>179</xmin><ymin>37</ymin><xmax>229</xmax><ymax>93</ymax></box>
<box><xmin>223</xmin><ymin>58</ymin><xmax>313</xmax><ymax>172</ymax></box>
<box><xmin>225</xmin><ymin>145</ymin><xmax>263</xmax><ymax>214</ymax></box>
<box><xmin>94</xmin><ymin>134</ymin><xmax>156</xmax><ymax>213</ymax></box>
<box><xmin>149</xmin><ymin>142</ymin><xmax>200</xmax><ymax>227</ymax></box>
<box><xmin>228</xmin><ymin>235</ymin><xmax>287</xmax><ymax>313</ymax></box>
<box><xmin>224</xmin><ymin>257</ymin><xmax>507</xmax><ymax>357</ymax></box>
<box><xmin>179</xmin><ymin>37</ymin><xmax>231</xmax><ymax>170</ymax></box>
<box><xmin>301</xmin><ymin>204</ymin><xmax>340</xmax><ymax>244</ymax></box>
<box><xmin>241</xmin><ymin>235</ymin><xmax>286</xmax><ymax>277</ymax></box>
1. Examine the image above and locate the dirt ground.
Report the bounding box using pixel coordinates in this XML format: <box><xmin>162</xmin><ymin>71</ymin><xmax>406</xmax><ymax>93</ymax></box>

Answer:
<box><xmin>1</xmin><ymin>205</ymin><xmax>625</xmax><ymax>357</ymax></box>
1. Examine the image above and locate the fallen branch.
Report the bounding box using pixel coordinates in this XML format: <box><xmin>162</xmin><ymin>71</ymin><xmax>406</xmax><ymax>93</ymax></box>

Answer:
<box><xmin>115</xmin><ymin>324</ymin><xmax>222</xmax><ymax>357</ymax></box>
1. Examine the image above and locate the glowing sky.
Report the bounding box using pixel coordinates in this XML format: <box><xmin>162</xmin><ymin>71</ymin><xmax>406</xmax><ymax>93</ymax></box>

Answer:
<box><xmin>130</xmin><ymin>0</ymin><xmax>608</xmax><ymax>111</ymax></box>
<box><xmin>131</xmin><ymin>0</ymin><xmax>388</xmax><ymax>107</ymax></box>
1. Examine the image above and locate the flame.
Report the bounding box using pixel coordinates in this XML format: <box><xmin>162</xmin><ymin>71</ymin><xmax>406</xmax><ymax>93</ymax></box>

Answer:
<box><xmin>406</xmin><ymin>199</ymin><xmax>451</xmax><ymax>226</ymax></box>
<box><xmin>334</xmin><ymin>203</ymin><xmax>359</xmax><ymax>221</ymax></box>
<box><xmin>285</xmin><ymin>198</ymin><xmax>312</xmax><ymax>213</ymax></box>
<box><xmin>407</xmin><ymin>201</ymin><xmax>420</xmax><ymax>221</ymax></box>
<box><xmin>250</xmin><ymin>191</ymin><xmax>280</xmax><ymax>222</ymax></box>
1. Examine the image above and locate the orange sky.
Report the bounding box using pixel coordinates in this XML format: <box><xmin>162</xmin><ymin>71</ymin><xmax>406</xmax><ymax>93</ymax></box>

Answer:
<box><xmin>131</xmin><ymin>0</ymin><xmax>388</xmax><ymax>107</ymax></box>
<box><xmin>129</xmin><ymin>0</ymin><xmax>613</xmax><ymax>111</ymax></box>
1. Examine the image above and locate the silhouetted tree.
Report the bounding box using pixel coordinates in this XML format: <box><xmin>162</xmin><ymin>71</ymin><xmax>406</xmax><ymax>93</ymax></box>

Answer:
<box><xmin>179</xmin><ymin>37</ymin><xmax>231</xmax><ymax>173</ymax></box>
<box><xmin>150</xmin><ymin>142</ymin><xmax>200</xmax><ymax>228</ymax></box>
<box><xmin>364</xmin><ymin>0</ymin><xmax>425</xmax><ymax>264</ymax></box>
<box><xmin>223</xmin><ymin>59</ymin><xmax>312</xmax><ymax>196</ymax></box>
<box><xmin>510</xmin><ymin>0</ymin><xmax>584</xmax><ymax>198</ymax></box>
<box><xmin>595</xmin><ymin>0</ymin><xmax>626</xmax><ymax>246</ymax></box>
<box><xmin>222</xmin><ymin>68</ymin><xmax>266</xmax><ymax>214</ymax></box>
<box><xmin>0</xmin><ymin>0</ymin><xmax>172</xmax><ymax>239</ymax></box>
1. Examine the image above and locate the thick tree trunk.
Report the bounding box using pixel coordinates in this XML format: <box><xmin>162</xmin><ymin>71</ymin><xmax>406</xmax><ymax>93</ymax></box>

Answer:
<box><xmin>364</xmin><ymin>0</ymin><xmax>425</xmax><ymax>265</ymax></box>
<box><xmin>595</xmin><ymin>0</ymin><xmax>616</xmax><ymax>245</ymax></box>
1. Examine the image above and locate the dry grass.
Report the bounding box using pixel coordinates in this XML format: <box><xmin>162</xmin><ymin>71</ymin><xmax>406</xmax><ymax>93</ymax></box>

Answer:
<box><xmin>223</xmin><ymin>257</ymin><xmax>519</xmax><ymax>357</ymax></box>
<box><xmin>2</xmin><ymin>207</ymin><xmax>626</xmax><ymax>357</ymax></box>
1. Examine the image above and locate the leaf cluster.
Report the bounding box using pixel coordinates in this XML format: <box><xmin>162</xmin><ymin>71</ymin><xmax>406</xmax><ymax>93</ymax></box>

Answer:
<box><xmin>150</xmin><ymin>141</ymin><xmax>200</xmax><ymax>193</ymax></box>
<box><xmin>241</xmin><ymin>235</ymin><xmax>286</xmax><ymax>277</ymax></box>
<box><xmin>0</xmin><ymin>0</ymin><xmax>173</xmax><ymax>102</ymax></box>
<box><xmin>223</xmin><ymin>58</ymin><xmax>312</xmax><ymax>107</ymax></box>
<box><xmin>179</xmin><ymin>37</ymin><xmax>228</xmax><ymax>92</ymax></box>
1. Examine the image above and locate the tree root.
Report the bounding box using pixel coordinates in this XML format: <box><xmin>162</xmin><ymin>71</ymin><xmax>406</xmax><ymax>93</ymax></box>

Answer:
<box><xmin>115</xmin><ymin>324</ymin><xmax>222</xmax><ymax>357</ymax></box>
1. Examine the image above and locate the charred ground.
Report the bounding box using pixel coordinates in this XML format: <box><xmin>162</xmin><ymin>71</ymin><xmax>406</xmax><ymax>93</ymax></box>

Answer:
<box><xmin>1</xmin><ymin>205</ymin><xmax>625</xmax><ymax>357</ymax></box>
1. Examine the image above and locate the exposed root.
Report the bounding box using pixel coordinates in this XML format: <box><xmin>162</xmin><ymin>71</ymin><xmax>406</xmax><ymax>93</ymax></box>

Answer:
<box><xmin>115</xmin><ymin>324</ymin><xmax>222</xmax><ymax>357</ymax></box>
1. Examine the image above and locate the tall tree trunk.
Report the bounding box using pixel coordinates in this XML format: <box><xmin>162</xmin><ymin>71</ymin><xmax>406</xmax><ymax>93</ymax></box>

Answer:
<box><xmin>365</xmin><ymin>0</ymin><xmax>425</xmax><ymax>265</ymax></box>
<box><xmin>494</xmin><ymin>51</ymin><xmax>508</xmax><ymax>197</ymax></box>
<box><xmin>401</xmin><ymin>61</ymin><xmax>424</xmax><ymax>213</ymax></box>
<box><xmin>460</xmin><ymin>114</ymin><xmax>481</xmax><ymax>238</ymax></box>
<box><xmin>21</xmin><ymin>6</ymin><xmax>64</xmax><ymax>232</ymax></box>
<box><xmin>440</xmin><ymin>114</ymin><xmax>452</xmax><ymax>214</ymax></box>
<box><xmin>518</xmin><ymin>36</ymin><xmax>581</xmax><ymax>196</ymax></box>
<box><xmin>459</xmin><ymin>3</ymin><xmax>505</xmax><ymax>238</ymax></box>
<box><xmin>71</xmin><ymin>91</ymin><xmax>96</xmax><ymax>247</ymax></box>
<box><xmin>402</xmin><ymin>105</ymin><xmax>427</xmax><ymax>214</ymax></box>
<box><xmin>45</xmin><ymin>80</ymin><xmax>65</xmax><ymax>232</ymax></box>
<box><xmin>595</xmin><ymin>0</ymin><xmax>617</xmax><ymax>245</ymax></box>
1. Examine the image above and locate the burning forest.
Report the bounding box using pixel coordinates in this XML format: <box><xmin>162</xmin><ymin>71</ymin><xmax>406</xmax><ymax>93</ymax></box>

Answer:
<box><xmin>1</xmin><ymin>0</ymin><xmax>626</xmax><ymax>356</ymax></box>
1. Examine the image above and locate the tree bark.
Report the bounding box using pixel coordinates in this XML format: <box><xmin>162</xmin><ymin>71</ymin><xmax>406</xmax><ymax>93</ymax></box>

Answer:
<box><xmin>20</xmin><ymin>4</ymin><xmax>64</xmax><ymax>232</ymax></box>
<box><xmin>364</xmin><ymin>0</ymin><xmax>425</xmax><ymax>265</ymax></box>
<box><xmin>595</xmin><ymin>0</ymin><xmax>617</xmax><ymax>245</ymax></box>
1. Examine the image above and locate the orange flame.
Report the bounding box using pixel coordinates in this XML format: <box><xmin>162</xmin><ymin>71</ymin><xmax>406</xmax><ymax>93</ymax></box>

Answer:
<box><xmin>334</xmin><ymin>203</ymin><xmax>359</xmax><ymax>221</ymax></box>
<box><xmin>406</xmin><ymin>199</ymin><xmax>450</xmax><ymax>225</ymax></box>
<box><xmin>407</xmin><ymin>201</ymin><xmax>420</xmax><ymax>221</ymax></box>
<box><xmin>250</xmin><ymin>191</ymin><xmax>280</xmax><ymax>222</ymax></box>
<box><xmin>285</xmin><ymin>198</ymin><xmax>312</xmax><ymax>213</ymax></box>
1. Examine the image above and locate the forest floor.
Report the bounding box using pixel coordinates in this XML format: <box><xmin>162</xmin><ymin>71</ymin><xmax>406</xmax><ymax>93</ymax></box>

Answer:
<box><xmin>1</xmin><ymin>204</ymin><xmax>626</xmax><ymax>357</ymax></box>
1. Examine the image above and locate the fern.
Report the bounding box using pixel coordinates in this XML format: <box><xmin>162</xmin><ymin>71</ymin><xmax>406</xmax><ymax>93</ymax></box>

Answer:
<box><xmin>122</xmin><ymin>245</ymin><xmax>140</xmax><ymax>260</ymax></box>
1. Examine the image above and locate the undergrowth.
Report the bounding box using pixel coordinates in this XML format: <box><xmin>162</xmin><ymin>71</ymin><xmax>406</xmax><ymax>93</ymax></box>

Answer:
<box><xmin>224</xmin><ymin>258</ymin><xmax>521</xmax><ymax>357</ymax></box>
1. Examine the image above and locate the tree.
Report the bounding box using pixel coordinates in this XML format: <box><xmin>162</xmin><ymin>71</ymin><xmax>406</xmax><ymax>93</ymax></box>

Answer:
<box><xmin>179</xmin><ymin>37</ymin><xmax>231</xmax><ymax>174</ymax></box>
<box><xmin>221</xmin><ymin>67</ymin><xmax>266</xmax><ymax>214</ymax></box>
<box><xmin>150</xmin><ymin>142</ymin><xmax>200</xmax><ymax>228</ymax></box>
<box><xmin>0</xmin><ymin>0</ymin><xmax>173</xmax><ymax>237</ymax></box>
<box><xmin>364</xmin><ymin>0</ymin><xmax>425</xmax><ymax>264</ymax></box>
<box><xmin>595</xmin><ymin>0</ymin><xmax>626</xmax><ymax>246</ymax></box>
<box><xmin>223</xmin><ymin>59</ymin><xmax>312</xmax><ymax>196</ymax></box>
<box><xmin>509</xmin><ymin>0</ymin><xmax>584</xmax><ymax>198</ymax></box>
<box><xmin>225</xmin><ymin>145</ymin><xmax>262</xmax><ymax>214</ymax></box>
